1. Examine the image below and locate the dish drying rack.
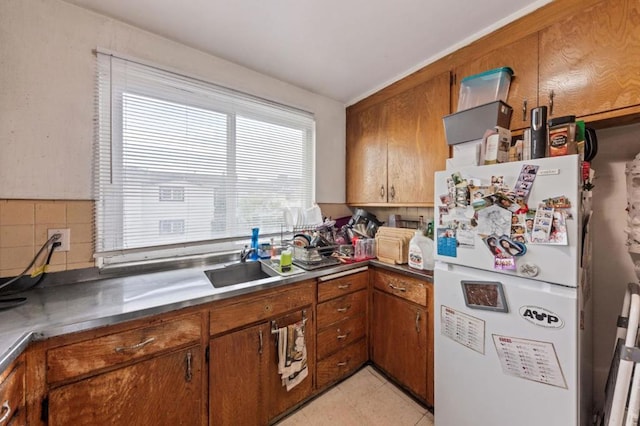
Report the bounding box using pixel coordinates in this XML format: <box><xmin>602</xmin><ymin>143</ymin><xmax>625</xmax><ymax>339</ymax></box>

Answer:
<box><xmin>290</xmin><ymin>244</ymin><xmax>337</xmax><ymax>264</ymax></box>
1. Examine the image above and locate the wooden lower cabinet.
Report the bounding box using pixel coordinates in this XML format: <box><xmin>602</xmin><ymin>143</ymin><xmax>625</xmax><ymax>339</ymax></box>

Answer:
<box><xmin>209</xmin><ymin>281</ymin><xmax>315</xmax><ymax>425</ymax></box>
<box><xmin>21</xmin><ymin>310</ymin><xmax>208</xmax><ymax>426</ymax></box>
<box><xmin>14</xmin><ymin>268</ymin><xmax>436</xmax><ymax>425</ymax></box>
<box><xmin>316</xmin><ymin>339</ymin><xmax>368</xmax><ymax>389</ymax></box>
<box><xmin>315</xmin><ymin>271</ymin><xmax>369</xmax><ymax>390</ymax></box>
<box><xmin>372</xmin><ymin>290</ymin><xmax>428</xmax><ymax>402</ymax></box>
<box><xmin>210</xmin><ymin>311</ymin><xmax>315</xmax><ymax>425</ymax></box>
<box><xmin>370</xmin><ymin>266</ymin><xmax>434</xmax><ymax>407</ymax></box>
<box><xmin>210</xmin><ymin>323</ymin><xmax>269</xmax><ymax>426</ymax></box>
<box><xmin>0</xmin><ymin>355</ymin><xmax>25</xmax><ymax>426</ymax></box>
<box><xmin>49</xmin><ymin>346</ymin><xmax>202</xmax><ymax>425</ymax></box>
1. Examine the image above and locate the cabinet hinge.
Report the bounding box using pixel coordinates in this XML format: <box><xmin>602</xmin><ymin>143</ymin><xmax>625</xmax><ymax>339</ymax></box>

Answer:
<box><xmin>41</xmin><ymin>396</ymin><xmax>49</xmax><ymax>422</ymax></box>
<box><xmin>205</xmin><ymin>345</ymin><xmax>210</xmax><ymax>363</ymax></box>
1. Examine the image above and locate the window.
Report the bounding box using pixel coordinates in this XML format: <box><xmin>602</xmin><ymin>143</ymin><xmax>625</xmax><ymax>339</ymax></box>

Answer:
<box><xmin>159</xmin><ymin>219</ymin><xmax>185</xmax><ymax>235</ymax></box>
<box><xmin>95</xmin><ymin>53</ymin><xmax>315</xmax><ymax>264</ymax></box>
<box><xmin>159</xmin><ymin>186</ymin><xmax>185</xmax><ymax>202</ymax></box>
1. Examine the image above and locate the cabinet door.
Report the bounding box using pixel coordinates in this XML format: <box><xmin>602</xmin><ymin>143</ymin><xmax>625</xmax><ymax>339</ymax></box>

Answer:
<box><xmin>266</xmin><ymin>309</ymin><xmax>314</xmax><ymax>421</ymax></box>
<box><xmin>371</xmin><ymin>290</ymin><xmax>428</xmax><ymax>402</ymax></box>
<box><xmin>453</xmin><ymin>33</ymin><xmax>539</xmax><ymax>130</ymax></box>
<box><xmin>210</xmin><ymin>324</ymin><xmax>268</xmax><ymax>426</ymax></box>
<box><xmin>539</xmin><ymin>0</ymin><xmax>640</xmax><ymax>119</ymax></box>
<box><xmin>387</xmin><ymin>72</ymin><xmax>450</xmax><ymax>205</ymax></box>
<box><xmin>49</xmin><ymin>346</ymin><xmax>202</xmax><ymax>426</ymax></box>
<box><xmin>346</xmin><ymin>102</ymin><xmax>387</xmax><ymax>204</ymax></box>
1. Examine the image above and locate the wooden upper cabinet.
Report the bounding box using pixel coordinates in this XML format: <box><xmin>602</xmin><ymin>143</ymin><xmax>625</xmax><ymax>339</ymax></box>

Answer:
<box><xmin>346</xmin><ymin>71</ymin><xmax>450</xmax><ymax>206</ymax></box>
<box><xmin>539</xmin><ymin>0</ymin><xmax>640</xmax><ymax>119</ymax></box>
<box><xmin>346</xmin><ymin>102</ymin><xmax>387</xmax><ymax>204</ymax></box>
<box><xmin>452</xmin><ymin>33</ymin><xmax>539</xmax><ymax>130</ymax></box>
<box><xmin>387</xmin><ymin>72</ymin><xmax>450</xmax><ymax>205</ymax></box>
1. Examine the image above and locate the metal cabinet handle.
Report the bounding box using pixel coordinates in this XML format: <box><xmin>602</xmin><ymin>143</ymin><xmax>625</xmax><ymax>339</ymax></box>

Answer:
<box><xmin>522</xmin><ymin>99</ymin><xmax>528</xmax><ymax>121</ymax></box>
<box><xmin>185</xmin><ymin>351</ymin><xmax>193</xmax><ymax>382</ymax></box>
<box><xmin>336</xmin><ymin>305</ymin><xmax>351</xmax><ymax>313</ymax></box>
<box><xmin>415</xmin><ymin>311</ymin><xmax>421</xmax><ymax>334</ymax></box>
<box><xmin>390</xmin><ymin>185</ymin><xmax>396</xmax><ymax>200</ymax></box>
<box><xmin>336</xmin><ymin>330</ymin><xmax>350</xmax><ymax>340</ymax></box>
<box><xmin>337</xmin><ymin>282</ymin><xmax>351</xmax><ymax>290</ymax></box>
<box><xmin>549</xmin><ymin>90</ymin><xmax>555</xmax><ymax>116</ymax></box>
<box><xmin>0</xmin><ymin>401</ymin><xmax>10</xmax><ymax>423</ymax></box>
<box><xmin>389</xmin><ymin>283</ymin><xmax>407</xmax><ymax>292</ymax></box>
<box><xmin>336</xmin><ymin>360</ymin><xmax>349</xmax><ymax>367</ymax></box>
<box><xmin>258</xmin><ymin>329</ymin><xmax>263</xmax><ymax>354</ymax></box>
<box><xmin>115</xmin><ymin>337</ymin><xmax>155</xmax><ymax>354</ymax></box>
<box><xmin>380</xmin><ymin>185</ymin><xmax>385</xmax><ymax>198</ymax></box>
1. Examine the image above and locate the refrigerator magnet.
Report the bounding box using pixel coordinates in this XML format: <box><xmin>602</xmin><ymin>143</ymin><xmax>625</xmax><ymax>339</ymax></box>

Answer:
<box><xmin>437</xmin><ymin>228</ymin><xmax>457</xmax><ymax>257</ymax></box>
<box><xmin>460</xmin><ymin>281</ymin><xmax>508</xmax><ymax>313</ymax></box>
<box><xmin>494</xmin><ymin>254</ymin><xmax>516</xmax><ymax>270</ymax></box>
<box><xmin>497</xmin><ymin>236</ymin><xmax>526</xmax><ymax>257</ymax></box>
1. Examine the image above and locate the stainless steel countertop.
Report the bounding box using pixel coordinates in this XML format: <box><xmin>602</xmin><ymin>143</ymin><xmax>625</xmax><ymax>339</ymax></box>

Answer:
<box><xmin>0</xmin><ymin>259</ymin><xmax>431</xmax><ymax>372</ymax></box>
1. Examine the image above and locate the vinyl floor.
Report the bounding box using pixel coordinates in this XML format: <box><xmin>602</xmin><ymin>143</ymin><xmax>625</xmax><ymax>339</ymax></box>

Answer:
<box><xmin>275</xmin><ymin>366</ymin><xmax>434</xmax><ymax>426</ymax></box>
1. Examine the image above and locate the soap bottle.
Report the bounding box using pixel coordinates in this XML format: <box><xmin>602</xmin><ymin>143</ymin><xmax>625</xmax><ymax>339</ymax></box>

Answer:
<box><xmin>250</xmin><ymin>227</ymin><xmax>260</xmax><ymax>261</ymax></box>
<box><xmin>408</xmin><ymin>230</ymin><xmax>435</xmax><ymax>271</ymax></box>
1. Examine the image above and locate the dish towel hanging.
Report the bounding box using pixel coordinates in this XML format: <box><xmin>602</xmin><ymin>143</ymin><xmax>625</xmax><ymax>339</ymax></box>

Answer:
<box><xmin>277</xmin><ymin>319</ymin><xmax>308</xmax><ymax>391</ymax></box>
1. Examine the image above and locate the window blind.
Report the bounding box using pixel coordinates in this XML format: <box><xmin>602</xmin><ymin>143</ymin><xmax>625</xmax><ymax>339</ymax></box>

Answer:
<box><xmin>95</xmin><ymin>52</ymin><xmax>315</xmax><ymax>262</ymax></box>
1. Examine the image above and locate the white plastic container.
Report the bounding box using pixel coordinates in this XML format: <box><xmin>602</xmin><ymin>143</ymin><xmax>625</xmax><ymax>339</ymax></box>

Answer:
<box><xmin>408</xmin><ymin>231</ymin><xmax>435</xmax><ymax>270</ymax></box>
<box><xmin>457</xmin><ymin>67</ymin><xmax>513</xmax><ymax>112</ymax></box>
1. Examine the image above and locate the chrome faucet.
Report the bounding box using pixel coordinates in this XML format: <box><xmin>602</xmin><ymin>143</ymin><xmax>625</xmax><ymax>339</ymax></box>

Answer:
<box><xmin>240</xmin><ymin>245</ymin><xmax>255</xmax><ymax>262</ymax></box>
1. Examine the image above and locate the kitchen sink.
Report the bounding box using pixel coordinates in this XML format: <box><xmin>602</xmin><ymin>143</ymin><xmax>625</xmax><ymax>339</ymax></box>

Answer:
<box><xmin>204</xmin><ymin>261</ymin><xmax>272</xmax><ymax>288</ymax></box>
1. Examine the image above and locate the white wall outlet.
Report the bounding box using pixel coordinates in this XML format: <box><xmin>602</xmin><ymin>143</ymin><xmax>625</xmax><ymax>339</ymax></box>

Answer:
<box><xmin>48</xmin><ymin>228</ymin><xmax>71</xmax><ymax>252</ymax></box>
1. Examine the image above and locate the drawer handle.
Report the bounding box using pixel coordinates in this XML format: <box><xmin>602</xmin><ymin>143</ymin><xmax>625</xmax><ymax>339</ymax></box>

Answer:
<box><xmin>389</xmin><ymin>283</ymin><xmax>407</xmax><ymax>292</ymax></box>
<box><xmin>0</xmin><ymin>401</ymin><xmax>10</xmax><ymax>423</ymax></box>
<box><xmin>185</xmin><ymin>351</ymin><xmax>193</xmax><ymax>382</ymax></box>
<box><xmin>115</xmin><ymin>337</ymin><xmax>156</xmax><ymax>354</ymax></box>
<box><xmin>337</xmin><ymin>282</ymin><xmax>351</xmax><ymax>289</ymax></box>
<box><xmin>336</xmin><ymin>305</ymin><xmax>351</xmax><ymax>313</ymax></box>
<box><xmin>336</xmin><ymin>360</ymin><xmax>349</xmax><ymax>367</ymax></box>
<box><xmin>336</xmin><ymin>331</ymin><xmax>350</xmax><ymax>340</ymax></box>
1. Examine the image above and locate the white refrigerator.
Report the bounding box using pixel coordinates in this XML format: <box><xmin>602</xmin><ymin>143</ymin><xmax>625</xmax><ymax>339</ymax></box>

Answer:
<box><xmin>433</xmin><ymin>154</ymin><xmax>593</xmax><ymax>426</ymax></box>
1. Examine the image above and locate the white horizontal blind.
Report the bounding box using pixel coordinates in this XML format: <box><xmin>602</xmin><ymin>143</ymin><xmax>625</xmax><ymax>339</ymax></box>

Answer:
<box><xmin>95</xmin><ymin>53</ymin><xmax>315</xmax><ymax>259</ymax></box>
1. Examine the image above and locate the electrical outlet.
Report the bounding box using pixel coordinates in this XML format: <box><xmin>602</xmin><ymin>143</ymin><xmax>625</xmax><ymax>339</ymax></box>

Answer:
<box><xmin>48</xmin><ymin>228</ymin><xmax>71</xmax><ymax>252</ymax></box>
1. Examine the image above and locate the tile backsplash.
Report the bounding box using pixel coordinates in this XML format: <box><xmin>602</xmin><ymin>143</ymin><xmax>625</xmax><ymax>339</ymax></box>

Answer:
<box><xmin>0</xmin><ymin>200</ymin><xmax>95</xmax><ymax>278</ymax></box>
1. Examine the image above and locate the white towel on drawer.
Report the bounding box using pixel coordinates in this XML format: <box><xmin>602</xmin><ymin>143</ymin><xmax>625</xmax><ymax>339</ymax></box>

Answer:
<box><xmin>277</xmin><ymin>319</ymin><xmax>308</xmax><ymax>391</ymax></box>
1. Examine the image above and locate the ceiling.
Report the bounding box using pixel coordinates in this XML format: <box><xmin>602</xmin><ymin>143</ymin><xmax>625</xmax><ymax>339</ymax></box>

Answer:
<box><xmin>64</xmin><ymin>0</ymin><xmax>549</xmax><ymax>105</ymax></box>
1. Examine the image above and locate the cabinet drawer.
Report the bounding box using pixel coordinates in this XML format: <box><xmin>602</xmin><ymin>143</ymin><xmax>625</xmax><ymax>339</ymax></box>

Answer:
<box><xmin>47</xmin><ymin>313</ymin><xmax>202</xmax><ymax>384</ymax></box>
<box><xmin>316</xmin><ymin>338</ymin><xmax>367</xmax><ymax>389</ymax></box>
<box><xmin>373</xmin><ymin>269</ymin><xmax>430</xmax><ymax>306</ymax></box>
<box><xmin>317</xmin><ymin>314</ymin><xmax>366</xmax><ymax>360</ymax></box>
<box><xmin>318</xmin><ymin>271</ymin><xmax>368</xmax><ymax>303</ymax></box>
<box><xmin>0</xmin><ymin>360</ymin><xmax>24</xmax><ymax>426</ymax></box>
<box><xmin>210</xmin><ymin>281</ymin><xmax>314</xmax><ymax>335</ymax></box>
<box><xmin>316</xmin><ymin>290</ymin><xmax>367</xmax><ymax>330</ymax></box>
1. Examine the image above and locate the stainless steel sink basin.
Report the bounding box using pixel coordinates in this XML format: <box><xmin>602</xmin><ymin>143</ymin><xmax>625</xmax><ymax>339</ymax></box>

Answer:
<box><xmin>204</xmin><ymin>262</ymin><xmax>272</xmax><ymax>288</ymax></box>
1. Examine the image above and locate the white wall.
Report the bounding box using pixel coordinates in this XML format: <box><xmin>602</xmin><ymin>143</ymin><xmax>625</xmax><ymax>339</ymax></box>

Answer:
<box><xmin>0</xmin><ymin>0</ymin><xmax>345</xmax><ymax>203</ymax></box>
<box><xmin>591</xmin><ymin>123</ymin><xmax>640</xmax><ymax>409</ymax></box>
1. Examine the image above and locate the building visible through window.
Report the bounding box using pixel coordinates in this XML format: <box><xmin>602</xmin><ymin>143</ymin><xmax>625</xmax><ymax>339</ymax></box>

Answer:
<box><xmin>159</xmin><ymin>219</ymin><xmax>185</xmax><ymax>235</ymax></box>
<box><xmin>159</xmin><ymin>186</ymin><xmax>185</xmax><ymax>202</ymax></box>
